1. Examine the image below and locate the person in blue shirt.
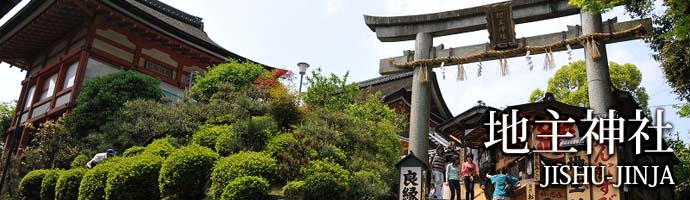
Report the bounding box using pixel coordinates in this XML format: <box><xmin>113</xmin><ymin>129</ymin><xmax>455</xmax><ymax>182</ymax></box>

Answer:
<box><xmin>486</xmin><ymin>168</ymin><xmax>518</xmax><ymax>200</ymax></box>
<box><xmin>445</xmin><ymin>157</ymin><xmax>461</xmax><ymax>200</ymax></box>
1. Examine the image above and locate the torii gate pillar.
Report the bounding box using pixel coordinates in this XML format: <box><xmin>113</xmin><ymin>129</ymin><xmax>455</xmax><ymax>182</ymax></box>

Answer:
<box><xmin>409</xmin><ymin>33</ymin><xmax>433</xmax><ymax>162</ymax></box>
<box><xmin>582</xmin><ymin>11</ymin><xmax>615</xmax><ymax>115</ymax></box>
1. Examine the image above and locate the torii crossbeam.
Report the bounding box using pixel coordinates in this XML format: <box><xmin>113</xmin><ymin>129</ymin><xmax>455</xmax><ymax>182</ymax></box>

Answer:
<box><xmin>364</xmin><ymin>0</ymin><xmax>651</xmax><ymax>165</ymax></box>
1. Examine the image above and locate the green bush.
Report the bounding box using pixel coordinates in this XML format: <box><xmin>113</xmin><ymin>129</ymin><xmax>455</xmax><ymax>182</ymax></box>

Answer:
<box><xmin>220</xmin><ymin>176</ymin><xmax>270</xmax><ymax>200</ymax></box>
<box><xmin>70</xmin><ymin>155</ymin><xmax>89</xmax><ymax>169</ymax></box>
<box><xmin>159</xmin><ymin>145</ymin><xmax>219</xmax><ymax>200</ymax></box>
<box><xmin>282</xmin><ymin>180</ymin><xmax>305</xmax><ymax>200</ymax></box>
<box><xmin>215</xmin><ymin>117</ymin><xmax>276</xmax><ymax>156</ymax></box>
<box><xmin>55</xmin><ymin>168</ymin><xmax>86</xmax><ymax>200</ymax></box>
<box><xmin>122</xmin><ymin>146</ymin><xmax>145</xmax><ymax>157</ymax></box>
<box><xmin>192</xmin><ymin>59</ymin><xmax>266</xmax><ymax>100</ymax></box>
<box><xmin>192</xmin><ymin>124</ymin><xmax>230</xmax><ymax>149</ymax></box>
<box><xmin>18</xmin><ymin>169</ymin><xmax>48</xmax><ymax>200</ymax></box>
<box><xmin>78</xmin><ymin>157</ymin><xmax>122</xmax><ymax>200</ymax></box>
<box><xmin>210</xmin><ymin>151</ymin><xmax>278</xmax><ymax>199</ymax></box>
<box><xmin>268</xmin><ymin>86</ymin><xmax>301</xmax><ymax>130</ymax></box>
<box><xmin>214</xmin><ymin>128</ymin><xmax>241</xmax><ymax>156</ymax></box>
<box><xmin>105</xmin><ymin>154</ymin><xmax>163</xmax><ymax>200</ymax></box>
<box><xmin>301</xmin><ymin>160</ymin><xmax>350</xmax><ymax>200</ymax></box>
<box><xmin>348</xmin><ymin>170</ymin><xmax>388</xmax><ymax>200</ymax></box>
<box><xmin>41</xmin><ymin>170</ymin><xmax>61</xmax><ymax>200</ymax></box>
<box><xmin>143</xmin><ymin>137</ymin><xmax>176</xmax><ymax>157</ymax></box>
<box><xmin>264</xmin><ymin>132</ymin><xmax>307</xmax><ymax>182</ymax></box>
<box><xmin>67</xmin><ymin>70</ymin><xmax>161</xmax><ymax>140</ymax></box>
<box><xmin>309</xmin><ymin>144</ymin><xmax>347</xmax><ymax>166</ymax></box>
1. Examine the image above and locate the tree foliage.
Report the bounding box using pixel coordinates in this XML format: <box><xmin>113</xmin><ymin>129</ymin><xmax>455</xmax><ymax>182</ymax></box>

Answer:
<box><xmin>528</xmin><ymin>60</ymin><xmax>650</xmax><ymax>113</ymax></box>
<box><xmin>94</xmin><ymin>99</ymin><xmax>200</xmax><ymax>151</ymax></box>
<box><xmin>0</xmin><ymin>101</ymin><xmax>15</xmax><ymax>141</ymax></box>
<box><xmin>667</xmin><ymin>132</ymin><xmax>690</xmax><ymax>199</ymax></box>
<box><xmin>303</xmin><ymin>71</ymin><xmax>360</xmax><ymax>111</ymax></box>
<box><xmin>66</xmin><ymin>70</ymin><xmax>161</xmax><ymax>141</ymax></box>
<box><xmin>192</xmin><ymin>59</ymin><xmax>267</xmax><ymax>101</ymax></box>
<box><xmin>676</xmin><ymin>104</ymin><xmax>690</xmax><ymax>118</ymax></box>
<box><xmin>24</xmin><ymin>117</ymin><xmax>79</xmax><ymax>169</ymax></box>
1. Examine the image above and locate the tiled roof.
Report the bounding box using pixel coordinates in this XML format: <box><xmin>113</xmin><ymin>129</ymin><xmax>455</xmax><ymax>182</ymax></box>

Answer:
<box><xmin>357</xmin><ymin>71</ymin><xmax>413</xmax><ymax>88</ymax></box>
<box><xmin>136</xmin><ymin>0</ymin><xmax>204</xmax><ymax>29</ymax></box>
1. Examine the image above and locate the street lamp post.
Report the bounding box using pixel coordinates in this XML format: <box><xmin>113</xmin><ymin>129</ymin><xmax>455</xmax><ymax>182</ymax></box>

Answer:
<box><xmin>297</xmin><ymin>62</ymin><xmax>310</xmax><ymax>93</ymax></box>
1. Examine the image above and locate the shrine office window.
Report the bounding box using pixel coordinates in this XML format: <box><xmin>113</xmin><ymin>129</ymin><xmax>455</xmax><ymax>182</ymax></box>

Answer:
<box><xmin>84</xmin><ymin>58</ymin><xmax>121</xmax><ymax>81</ymax></box>
<box><xmin>39</xmin><ymin>73</ymin><xmax>58</xmax><ymax>100</ymax></box>
<box><xmin>144</xmin><ymin>59</ymin><xmax>175</xmax><ymax>79</ymax></box>
<box><xmin>24</xmin><ymin>85</ymin><xmax>36</xmax><ymax>108</ymax></box>
<box><xmin>63</xmin><ymin>62</ymin><xmax>79</xmax><ymax>89</ymax></box>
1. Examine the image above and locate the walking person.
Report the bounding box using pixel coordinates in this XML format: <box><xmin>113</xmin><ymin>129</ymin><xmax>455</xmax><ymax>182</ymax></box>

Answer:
<box><xmin>486</xmin><ymin>169</ymin><xmax>519</xmax><ymax>200</ymax></box>
<box><xmin>445</xmin><ymin>157</ymin><xmax>461</xmax><ymax>200</ymax></box>
<box><xmin>479</xmin><ymin>159</ymin><xmax>497</xmax><ymax>200</ymax></box>
<box><xmin>429</xmin><ymin>146</ymin><xmax>446</xmax><ymax>199</ymax></box>
<box><xmin>461</xmin><ymin>154</ymin><xmax>478</xmax><ymax>200</ymax></box>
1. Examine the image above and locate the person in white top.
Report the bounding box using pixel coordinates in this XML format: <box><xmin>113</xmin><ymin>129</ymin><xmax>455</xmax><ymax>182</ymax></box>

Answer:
<box><xmin>86</xmin><ymin>149</ymin><xmax>116</xmax><ymax>168</ymax></box>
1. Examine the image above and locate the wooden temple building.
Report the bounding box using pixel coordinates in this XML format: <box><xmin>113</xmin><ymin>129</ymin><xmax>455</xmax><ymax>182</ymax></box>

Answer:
<box><xmin>436</xmin><ymin>92</ymin><xmax>678</xmax><ymax>200</ymax></box>
<box><xmin>358</xmin><ymin>71</ymin><xmax>455</xmax><ymax>156</ymax></box>
<box><xmin>0</xmin><ymin>0</ymin><xmax>274</xmax><ymax>155</ymax></box>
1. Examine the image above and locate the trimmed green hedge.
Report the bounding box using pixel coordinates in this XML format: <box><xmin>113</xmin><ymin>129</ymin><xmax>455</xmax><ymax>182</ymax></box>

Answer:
<box><xmin>122</xmin><ymin>146</ymin><xmax>145</xmax><ymax>157</ymax></box>
<box><xmin>70</xmin><ymin>155</ymin><xmax>89</xmax><ymax>169</ymax></box>
<box><xmin>348</xmin><ymin>170</ymin><xmax>388</xmax><ymax>199</ymax></box>
<box><xmin>220</xmin><ymin>176</ymin><xmax>270</xmax><ymax>200</ymax></box>
<box><xmin>55</xmin><ymin>168</ymin><xmax>86</xmax><ymax>200</ymax></box>
<box><xmin>301</xmin><ymin>160</ymin><xmax>351</xmax><ymax>200</ymax></box>
<box><xmin>282</xmin><ymin>180</ymin><xmax>305</xmax><ymax>200</ymax></box>
<box><xmin>78</xmin><ymin>157</ymin><xmax>122</xmax><ymax>200</ymax></box>
<box><xmin>40</xmin><ymin>170</ymin><xmax>61</xmax><ymax>200</ymax></box>
<box><xmin>159</xmin><ymin>145</ymin><xmax>219</xmax><ymax>200</ymax></box>
<box><xmin>143</xmin><ymin>138</ymin><xmax>176</xmax><ymax>158</ymax></box>
<box><xmin>192</xmin><ymin>124</ymin><xmax>230</xmax><ymax>149</ymax></box>
<box><xmin>105</xmin><ymin>154</ymin><xmax>163</xmax><ymax>200</ymax></box>
<box><xmin>18</xmin><ymin>169</ymin><xmax>48</xmax><ymax>200</ymax></box>
<box><xmin>210</xmin><ymin>151</ymin><xmax>278</xmax><ymax>199</ymax></box>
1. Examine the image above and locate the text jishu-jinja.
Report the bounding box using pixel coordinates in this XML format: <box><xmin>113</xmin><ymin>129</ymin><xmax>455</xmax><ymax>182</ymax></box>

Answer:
<box><xmin>540</xmin><ymin>165</ymin><xmax>674</xmax><ymax>187</ymax></box>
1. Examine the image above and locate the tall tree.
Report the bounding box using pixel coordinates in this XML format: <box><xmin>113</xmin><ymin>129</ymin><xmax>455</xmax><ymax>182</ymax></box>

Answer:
<box><xmin>528</xmin><ymin>60</ymin><xmax>650</xmax><ymax>113</ymax></box>
<box><xmin>0</xmin><ymin>101</ymin><xmax>15</xmax><ymax>143</ymax></box>
<box><xmin>65</xmin><ymin>70</ymin><xmax>161</xmax><ymax>142</ymax></box>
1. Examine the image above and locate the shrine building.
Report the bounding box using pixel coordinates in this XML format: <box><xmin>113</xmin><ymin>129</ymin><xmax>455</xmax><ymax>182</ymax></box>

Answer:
<box><xmin>0</xmin><ymin>0</ymin><xmax>275</xmax><ymax>154</ymax></box>
<box><xmin>358</xmin><ymin>71</ymin><xmax>455</xmax><ymax>156</ymax></box>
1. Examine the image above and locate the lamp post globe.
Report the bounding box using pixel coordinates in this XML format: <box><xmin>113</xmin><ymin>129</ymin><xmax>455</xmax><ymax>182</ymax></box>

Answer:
<box><xmin>297</xmin><ymin>62</ymin><xmax>310</xmax><ymax>93</ymax></box>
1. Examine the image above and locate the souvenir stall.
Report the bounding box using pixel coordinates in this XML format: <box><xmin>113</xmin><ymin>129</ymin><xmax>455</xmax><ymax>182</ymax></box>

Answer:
<box><xmin>438</xmin><ymin>96</ymin><xmax>590</xmax><ymax>200</ymax></box>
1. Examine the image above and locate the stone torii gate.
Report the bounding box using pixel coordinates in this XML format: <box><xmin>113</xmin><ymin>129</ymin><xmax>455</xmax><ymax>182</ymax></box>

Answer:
<box><xmin>364</xmin><ymin>0</ymin><xmax>651</xmax><ymax>164</ymax></box>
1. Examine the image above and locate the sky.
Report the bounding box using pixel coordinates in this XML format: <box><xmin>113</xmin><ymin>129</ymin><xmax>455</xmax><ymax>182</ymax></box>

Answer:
<box><xmin>0</xmin><ymin>0</ymin><xmax>687</xmax><ymax>141</ymax></box>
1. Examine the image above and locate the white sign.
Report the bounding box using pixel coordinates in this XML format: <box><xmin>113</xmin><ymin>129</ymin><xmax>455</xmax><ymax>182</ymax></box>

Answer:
<box><xmin>399</xmin><ymin>166</ymin><xmax>422</xmax><ymax>200</ymax></box>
